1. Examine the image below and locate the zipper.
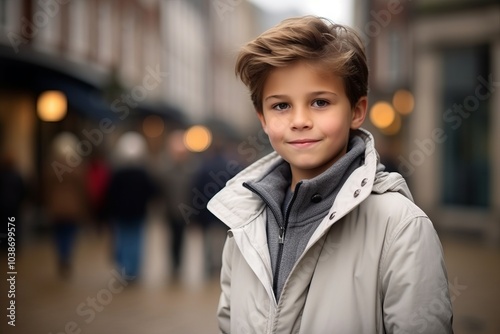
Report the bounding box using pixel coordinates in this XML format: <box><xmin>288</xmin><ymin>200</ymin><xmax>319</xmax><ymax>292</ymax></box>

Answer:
<box><xmin>242</xmin><ymin>181</ymin><xmax>302</xmax><ymax>298</ymax></box>
<box><xmin>274</xmin><ymin>240</ymin><xmax>284</xmax><ymax>295</ymax></box>
<box><xmin>278</xmin><ymin>226</ymin><xmax>285</xmax><ymax>244</ymax></box>
<box><xmin>272</xmin><ymin>182</ymin><xmax>301</xmax><ymax>297</ymax></box>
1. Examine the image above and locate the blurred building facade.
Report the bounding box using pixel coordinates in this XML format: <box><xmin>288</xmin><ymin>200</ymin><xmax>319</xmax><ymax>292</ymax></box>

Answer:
<box><xmin>411</xmin><ymin>0</ymin><xmax>499</xmax><ymax>242</ymax></box>
<box><xmin>0</xmin><ymin>0</ymin><xmax>269</xmax><ymax>232</ymax></box>
<box><xmin>354</xmin><ymin>0</ymin><xmax>500</xmax><ymax>243</ymax></box>
<box><xmin>0</xmin><ymin>0</ymin><xmax>166</xmax><ymax>181</ymax></box>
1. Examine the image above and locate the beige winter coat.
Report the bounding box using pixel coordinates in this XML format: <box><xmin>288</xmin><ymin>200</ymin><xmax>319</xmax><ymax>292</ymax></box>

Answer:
<box><xmin>208</xmin><ymin>129</ymin><xmax>453</xmax><ymax>334</ymax></box>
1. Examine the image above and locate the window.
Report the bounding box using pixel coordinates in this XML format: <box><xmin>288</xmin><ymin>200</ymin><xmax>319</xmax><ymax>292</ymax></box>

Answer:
<box><xmin>0</xmin><ymin>0</ymin><xmax>6</xmax><ymax>29</ymax></box>
<box><xmin>441</xmin><ymin>45</ymin><xmax>490</xmax><ymax>207</ymax></box>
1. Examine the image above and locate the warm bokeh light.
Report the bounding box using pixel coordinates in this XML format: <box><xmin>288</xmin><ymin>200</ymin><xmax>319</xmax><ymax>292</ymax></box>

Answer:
<box><xmin>369</xmin><ymin>101</ymin><xmax>395</xmax><ymax>129</ymax></box>
<box><xmin>143</xmin><ymin>114</ymin><xmax>165</xmax><ymax>138</ymax></box>
<box><xmin>380</xmin><ymin>113</ymin><xmax>402</xmax><ymax>136</ymax></box>
<box><xmin>392</xmin><ymin>89</ymin><xmax>414</xmax><ymax>115</ymax></box>
<box><xmin>183</xmin><ymin>125</ymin><xmax>212</xmax><ymax>152</ymax></box>
<box><xmin>37</xmin><ymin>90</ymin><xmax>67</xmax><ymax>122</ymax></box>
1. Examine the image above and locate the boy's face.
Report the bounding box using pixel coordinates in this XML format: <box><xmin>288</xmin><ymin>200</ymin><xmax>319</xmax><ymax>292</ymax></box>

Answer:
<box><xmin>258</xmin><ymin>60</ymin><xmax>367</xmax><ymax>189</ymax></box>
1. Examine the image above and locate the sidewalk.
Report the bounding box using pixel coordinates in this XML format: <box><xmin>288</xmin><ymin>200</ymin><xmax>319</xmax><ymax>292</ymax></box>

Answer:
<box><xmin>441</xmin><ymin>234</ymin><xmax>500</xmax><ymax>334</ymax></box>
<box><xmin>1</xmin><ymin>218</ymin><xmax>221</xmax><ymax>334</ymax></box>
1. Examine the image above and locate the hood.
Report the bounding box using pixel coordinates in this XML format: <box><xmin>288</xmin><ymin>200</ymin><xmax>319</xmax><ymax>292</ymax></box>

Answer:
<box><xmin>207</xmin><ymin>128</ymin><xmax>414</xmax><ymax>229</ymax></box>
<box><xmin>372</xmin><ymin>169</ymin><xmax>414</xmax><ymax>202</ymax></box>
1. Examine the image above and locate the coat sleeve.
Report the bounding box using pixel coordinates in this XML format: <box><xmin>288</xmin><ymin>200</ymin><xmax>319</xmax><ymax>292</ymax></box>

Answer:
<box><xmin>217</xmin><ymin>235</ymin><xmax>233</xmax><ymax>334</ymax></box>
<box><xmin>380</xmin><ymin>215</ymin><xmax>454</xmax><ymax>334</ymax></box>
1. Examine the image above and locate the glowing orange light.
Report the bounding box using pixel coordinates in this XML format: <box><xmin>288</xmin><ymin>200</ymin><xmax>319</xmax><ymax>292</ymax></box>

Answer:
<box><xmin>184</xmin><ymin>125</ymin><xmax>212</xmax><ymax>152</ymax></box>
<box><xmin>37</xmin><ymin>90</ymin><xmax>67</xmax><ymax>122</ymax></box>
<box><xmin>370</xmin><ymin>101</ymin><xmax>395</xmax><ymax>129</ymax></box>
<box><xmin>392</xmin><ymin>89</ymin><xmax>414</xmax><ymax>115</ymax></box>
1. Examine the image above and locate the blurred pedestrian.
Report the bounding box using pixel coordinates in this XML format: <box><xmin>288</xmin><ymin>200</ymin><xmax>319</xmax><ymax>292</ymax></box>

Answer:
<box><xmin>105</xmin><ymin>132</ymin><xmax>158</xmax><ymax>280</ymax></box>
<box><xmin>86</xmin><ymin>149</ymin><xmax>111</xmax><ymax>230</ymax></box>
<box><xmin>0</xmin><ymin>152</ymin><xmax>25</xmax><ymax>251</ymax></box>
<box><xmin>192</xmin><ymin>141</ymin><xmax>234</xmax><ymax>279</ymax></box>
<box><xmin>158</xmin><ymin>130</ymin><xmax>198</xmax><ymax>281</ymax></box>
<box><xmin>43</xmin><ymin>132</ymin><xmax>88</xmax><ymax>278</ymax></box>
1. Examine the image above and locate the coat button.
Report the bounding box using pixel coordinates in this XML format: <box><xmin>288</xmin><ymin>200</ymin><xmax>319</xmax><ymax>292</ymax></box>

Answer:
<box><xmin>329</xmin><ymin>211</ymin><xmax>336</xmax><ymax>220</ymax></box>
<box><xmin>311</xmin><ymin>194</ymin><xmax>322</xmax><ymax>203</ymax></box>
<box><xmin>361</xmin><ymin>178</ymin><xmax>368</xmax><ymax>187</ymax></box>
<box><xmin>354</xmin><ymin>189</ymin><xmax>361</xmax><ymax>198</ymax></box>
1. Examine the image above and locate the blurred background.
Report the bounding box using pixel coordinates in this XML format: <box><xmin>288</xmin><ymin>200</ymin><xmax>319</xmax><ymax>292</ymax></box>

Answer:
<box><xmin>0</xmin><ymin>0</ymin><xmax>498</xmax><ymax>333</ymax></box>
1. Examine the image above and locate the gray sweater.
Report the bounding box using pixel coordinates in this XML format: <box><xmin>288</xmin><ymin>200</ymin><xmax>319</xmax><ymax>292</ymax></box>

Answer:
<box><xmin>244</xmin><ymin>136</ymin><xmax>366</xmax><ymax>300</ymax></box>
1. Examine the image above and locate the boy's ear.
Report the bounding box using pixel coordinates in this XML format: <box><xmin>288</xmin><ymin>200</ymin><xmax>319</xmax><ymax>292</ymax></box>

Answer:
<box><xmin>351</xmin><ymin>97</ymin><xmax>368</xmax><ymax>130</ymax></box>
<box><xmin>257</xmin><ymin>111</ymin><xmax>268</xmax><ymax>134</ymax></box>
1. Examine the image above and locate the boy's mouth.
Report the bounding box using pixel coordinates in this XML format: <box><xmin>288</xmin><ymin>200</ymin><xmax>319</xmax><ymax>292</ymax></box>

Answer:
<box><xmin>288</xmin><ymin>139</ymin><xmax>320</xmax><ymax>148</ymax></box>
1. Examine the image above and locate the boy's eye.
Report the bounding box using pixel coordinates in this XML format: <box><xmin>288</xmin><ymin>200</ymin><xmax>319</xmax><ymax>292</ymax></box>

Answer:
<box><xmin>273</xmin><ymin>103</ymin><xmax>290</xmax><ymax>111</ymax></box>
<box><xmin>312</xmin><ymin>99</ymin><xmax>329</xmax><ymax>108</ymax></box>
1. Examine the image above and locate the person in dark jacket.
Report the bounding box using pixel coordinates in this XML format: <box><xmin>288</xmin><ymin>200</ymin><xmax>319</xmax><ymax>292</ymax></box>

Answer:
<box><xmin>191</xmin><ymin>142</ymin><xmax>237</xmax><ymax>279</ymax></box>
<box><xmin>158</xmin><ymin>130</ymin><xmax>198</xmax><ymax>280</ymax></box>
<box><xmin>106</xmin><ymin>132</ymin><xmax>158</xmax><ymax>280</ymax></box>
<box><xmin>0</xmin><ymin>153</ymin><xmax>25</xmax><ymax>252</ymax></box>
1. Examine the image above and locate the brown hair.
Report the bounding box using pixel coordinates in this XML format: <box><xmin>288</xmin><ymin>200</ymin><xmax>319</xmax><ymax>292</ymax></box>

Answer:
<box><xmin>235</xmin><ymin>15</ymin><xmax>368</xmax><ymax>113</ymax></box>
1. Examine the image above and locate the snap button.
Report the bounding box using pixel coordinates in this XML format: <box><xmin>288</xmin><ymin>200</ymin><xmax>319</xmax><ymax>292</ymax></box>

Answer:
<box><xmin>329</xmin><ymin>211</ymin><xmax>336</xmax><ymax>220</ymax></box>
<box><xmin>354</xmin><ymin>189</ymin><xmax>361</xmax><ymax>198</ymax></box>
<box><xmin>311</xmin><ymin>194</ymin><xmax>322</xmax><ymax>203</ymax></box>
<box><xmin>361</xmin><ymin>178</ymin><xmax>368</xmax><ymax>187</ymax></box>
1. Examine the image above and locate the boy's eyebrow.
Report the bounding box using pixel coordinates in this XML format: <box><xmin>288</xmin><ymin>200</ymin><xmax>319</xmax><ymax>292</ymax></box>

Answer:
<box><xmin>264</xmin><ymin>91</ymin><xmax>338</xmax><ymax>101</ymax></box>
<box><xmin>309</xmin><ymin>91</ymin><xmax>338</xmax><ymax>97</ymax></box>
<box><xmin>264</xmin><ymin>94</ymin><xmax>288</xmax><ymax>101</ymax></box>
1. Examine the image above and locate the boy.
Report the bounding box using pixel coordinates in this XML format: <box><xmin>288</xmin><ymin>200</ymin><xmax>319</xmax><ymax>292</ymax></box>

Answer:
<box><xmin>207</xmin><ymin>16</ymin><xmax>453</xmax><ymax>333</ymax></box>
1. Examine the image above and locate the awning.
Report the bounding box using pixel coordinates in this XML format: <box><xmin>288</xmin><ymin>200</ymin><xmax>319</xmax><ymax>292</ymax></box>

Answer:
<box><xmin>0</xmin><ymin>45</ymin><xmax>186</xmax><ymax>124</ymax></box>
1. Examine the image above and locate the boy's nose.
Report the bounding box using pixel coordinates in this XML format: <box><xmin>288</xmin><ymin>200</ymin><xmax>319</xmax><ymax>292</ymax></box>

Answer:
<box><xmin>290</xmin><ymin>107</ymin><xmax>312</xmax><ymax>130</ymax></box>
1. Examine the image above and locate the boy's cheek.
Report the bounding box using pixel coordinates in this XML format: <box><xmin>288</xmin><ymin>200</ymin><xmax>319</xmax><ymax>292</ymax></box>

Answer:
<box><xmin>263</xmin><ymin>130</ymin><xmax>281</xmax><ymax>147</ymax></box>
<box><xmin>268</xmin><ymin>117</ymin><xmax>288</xmax><ymax>133</ymax></box>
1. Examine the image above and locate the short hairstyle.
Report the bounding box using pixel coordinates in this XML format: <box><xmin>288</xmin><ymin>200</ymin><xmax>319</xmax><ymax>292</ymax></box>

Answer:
<box><xmin>235</xmin><ymin>15</ymin><xmax>368</xmax><ymax>113</ymax></box>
